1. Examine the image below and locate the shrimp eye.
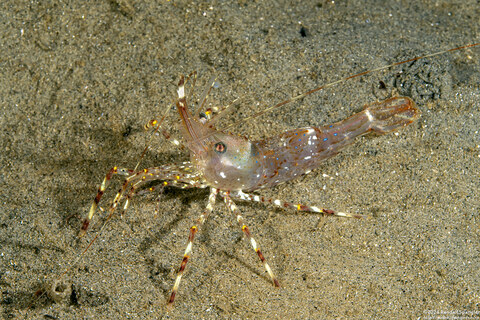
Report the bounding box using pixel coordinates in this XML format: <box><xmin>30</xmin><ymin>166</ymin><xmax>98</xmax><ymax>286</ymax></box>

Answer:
<box><xmin>199</xmin><ymin>112</ymin><xmax>207</xmax><ymax>119</ymax></box>
<box><xmin>214</xmin><ymin>142</ymin><xmax>227</xmax><ymax>154</ymax></box>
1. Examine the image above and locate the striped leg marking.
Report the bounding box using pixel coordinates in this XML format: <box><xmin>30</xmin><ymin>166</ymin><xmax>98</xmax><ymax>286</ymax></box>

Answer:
<box><xmin>168</xmin><ymin>188</ymin><xmax>218</xmax><ymax>306</ymax></box>
<box><xmin>82</xmin><ymin>164</ymin><xmax>204</xmax><ymax>237</ymax></box>
<box><xmin>234</xmin><ymin>191</ymin><xmax>363</xmax><ymax>219</ymax></box>
<box><xmin>223</xmin><ymin>193</ymin><xmax>280</xmax><ymax>287</ymax></box>
<box><xmin>80</xmin><ymin>167</ymin><xmax>133</xmax><ymax>237</ymax></box>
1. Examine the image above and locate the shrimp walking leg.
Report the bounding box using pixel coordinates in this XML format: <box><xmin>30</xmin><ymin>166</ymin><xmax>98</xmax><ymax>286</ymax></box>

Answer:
<box><xmin>81</xmin><ymin>167</ymin><xmax>134</xmax><ymax>237</ymax></box>
<box><xmin>81</xmin><ymin>163</ymin><xmax>205</xmax><ymax>236</ymax></box>
<box><xmin>232</xmin><ymin>191</ymin><xmax>363</xmax><ymax>218</ymax></box>
<box><xmin>168</xmin><ymin>188</ymin><xmax>218</xmax><ymax>306</ymax></box>
<box><xmin>223</xmin><ymin>192</ymin><xmax>281</xmax><ymax>287</ymax></box>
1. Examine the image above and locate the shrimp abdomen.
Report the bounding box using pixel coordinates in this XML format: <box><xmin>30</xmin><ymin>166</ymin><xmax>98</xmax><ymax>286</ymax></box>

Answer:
<box><xmin>251</xmin><ymin>97</ymin><xmax>418</xmax><ymax>190</ymax></box>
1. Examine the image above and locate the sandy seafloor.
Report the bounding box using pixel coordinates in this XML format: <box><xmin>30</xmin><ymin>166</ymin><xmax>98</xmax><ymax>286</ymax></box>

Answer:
<box><xmin>1</xmin><ymin>0</ymin><xmax>479</xmax><ymax>319</ymax></box>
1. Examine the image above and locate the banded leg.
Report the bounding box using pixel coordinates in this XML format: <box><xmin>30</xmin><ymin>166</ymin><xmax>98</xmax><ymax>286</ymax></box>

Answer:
<box><xmin>81</xmin><ymin>167</ymin><xmax>160</xmax><ymax>236</ymax></box>
<box><xmin>232</xmin><ymin>191</ymin><xmax>363</xmax><ymax>219</ymax></box>
<box><xmin>82</xmin><ymin>164</ymin><xmax>204</xmax><ymax>237</ymax></box>
<box><xmin>80</xmin><ymin>167</ymin><xmax>134</xmax><ymax>237</ymax></box>
<box><xmin>140</xmin><ymin>73</ymin><xmax>200</xmax><ymax>160</ymax></box>
<box><xmin>223</xmin><ymin>193</ymin><xmax>280</xmax><ymax>287</ymax></box>
<box><xmin>168</xmin><ymin>188</ymin><xmax>218</xmax><ymax>306</ymax></box>
<box><xmin>112</xmin><ymin>163</ymin><xmax>206</xmax><ymax>219</ymax></box>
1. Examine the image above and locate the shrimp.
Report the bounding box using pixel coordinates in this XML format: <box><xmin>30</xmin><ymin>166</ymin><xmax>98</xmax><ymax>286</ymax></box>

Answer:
<box><xmin>78</xmin><ymin>75</ymin><xmax>418</xmax><ymax>306</ymax></box>
<box><xmin>46</xmin><ymin>43</ymin><xmax>479</xmax><ymax>307</ymax></box>
<box><xmin>170</xmin><ymin>78</ymin><xmax>418</xmax><ymax>304</ymax></box>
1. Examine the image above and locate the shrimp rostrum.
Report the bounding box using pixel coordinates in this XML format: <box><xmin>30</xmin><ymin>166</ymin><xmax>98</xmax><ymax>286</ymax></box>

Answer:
<box><xmin>82</xmin><ymin>75</ymin><xmax>419</xmax><ymax>305</ymax></box>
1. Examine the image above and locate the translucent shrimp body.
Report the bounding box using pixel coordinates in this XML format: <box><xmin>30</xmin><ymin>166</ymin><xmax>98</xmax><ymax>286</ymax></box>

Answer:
<box><xmin>52</xmin><ymin>43</ymin><xmax>477</xmax><ymax>308</ymax></box>
<box><xmin>177</xmin><ymin>92</ymin><xmax>418</xmax><ymax>192</ymax></box>
<box><xmin>252</xmin><ymin>97</ymin><xmax>418</xmax><ymax>190</ymax></box>
<box><xmin>83</xmin><ymin>75</ymin><xmax>421</xmax><ymax>307</ymax></box>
